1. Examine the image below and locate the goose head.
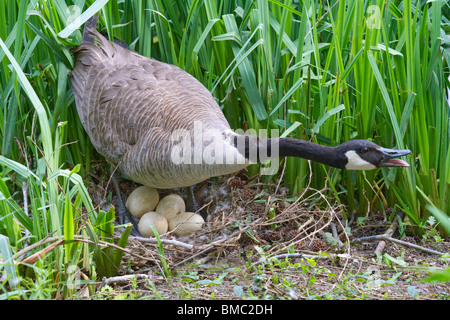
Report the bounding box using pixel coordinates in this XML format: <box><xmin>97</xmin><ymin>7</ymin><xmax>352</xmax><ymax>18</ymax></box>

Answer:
<box><xmin>338</xmin><ymin>140</ymin><xmax>412</xmax><ymax>170</ymax></box>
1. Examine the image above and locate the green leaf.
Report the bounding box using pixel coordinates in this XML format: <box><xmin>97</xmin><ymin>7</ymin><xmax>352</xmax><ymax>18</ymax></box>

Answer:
<box><xmin>280</xmin><ymin>121</ymin><xmax>302</xmax><ymax>138</ymax></box>
<box><xmin>58</xmin><ymin>0</ymin><xmax>110</xmax><ymax>39</ymax></box>
<box><xmin>113</xmin><ymin>223</ymin><xmax>132</xmax><ymax>268</ymax></box>
<box><xmin>422</xmin><ymin>268</ymin><xmax>450</xmax><ymax>283</ymax></box>
<box><xmin>426</xmin><ymin>205</ymin><xmax>450</xmax><ymax>234</ymax></box>
<box><xmin>223</xmin><ymin>14</ymin><xmax>268</xmax><ymax>121</ymax></box>
<box><xmin>399</xmin><ymin>93</ymin><xmax>415</xmax><ymax>139</ymax></box>
<box><xmin>192</xmin><ymin>19</ymin><xmax>220</xmax><ymax>62</ymax></box>
<box><xmin>233</xmin><ymin>285</ymin><xmax>244</xmax><ymax>297</ymax></box>
<box><xmin>367</xmin><ymin>51</ymin><xmax>404</xmax><ymax>149</ymax></box>
<box><xmin>407</xmin><ymin>285</ymin><xmax>421</xmax><ymax>298</ymax></box>
<box><xmin>0</xmin><ymin>156</ymin><xmax>43</xmax><ymax>186</ymax></box>
<box><xmin>270</xmin><ymin>77</ymin><xmax>304</xmax><ymax>117</ymax></box>
<box><xmin>312</xmin><ymin>104</ymin><xmax>345</xmax><ymax>133</ymax></box>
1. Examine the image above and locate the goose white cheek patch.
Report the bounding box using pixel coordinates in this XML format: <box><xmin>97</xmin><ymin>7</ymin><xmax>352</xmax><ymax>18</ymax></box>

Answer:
<box><xmin>344</xmin><ymin>150</ymin><xmax>377</xmax><ymax>170</ymax></box>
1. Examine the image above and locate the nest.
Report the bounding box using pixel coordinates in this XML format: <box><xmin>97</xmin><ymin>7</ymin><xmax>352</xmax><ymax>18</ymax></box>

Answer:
<box><xmin>81</xmin><ymin>168</ymin><xmax>449</xmax><ymax>300</ymax></box>
<box><xmin>119</xmin><ymin>169</ymin><xmax>348</xmax><ymax>274</ymax></box>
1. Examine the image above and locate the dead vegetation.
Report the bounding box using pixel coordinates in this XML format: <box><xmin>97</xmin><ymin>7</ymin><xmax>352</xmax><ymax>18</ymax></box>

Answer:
<box><xmin>79</xmin><ymin>169</ymin><xmax>450</xmax><ymax>300</ymax></box>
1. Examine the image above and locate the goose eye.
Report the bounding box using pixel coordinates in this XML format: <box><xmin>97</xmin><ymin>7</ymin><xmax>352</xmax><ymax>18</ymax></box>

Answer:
<box><xmin>361</xmin><ymin>147</ymin><xmax>369</xmax><ymax>154</ymax></box>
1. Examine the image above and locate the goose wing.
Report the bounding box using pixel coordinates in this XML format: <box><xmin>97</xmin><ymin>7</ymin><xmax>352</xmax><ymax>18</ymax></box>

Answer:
<box><xmin>69</xmin><ymin>30</ymin><xmax>230</xmax><ymax>169</ymax></box>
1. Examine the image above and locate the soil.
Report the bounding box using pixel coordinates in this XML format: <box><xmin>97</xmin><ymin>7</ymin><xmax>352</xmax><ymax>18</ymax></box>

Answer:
<box><xmin>82</xmin><ymin>168</ymin><xmax>450</xmax><ymax>300</ymax></box>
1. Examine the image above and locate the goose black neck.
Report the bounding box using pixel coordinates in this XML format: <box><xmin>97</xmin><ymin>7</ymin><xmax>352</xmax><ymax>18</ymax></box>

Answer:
<box><xmin>274</xmin><ymin>138</ymin><xmax>346</xmax><ymax>169</ymax></box>
<box><xmin>234</xmin><ymin>135</ymin><xmax>346</xmax><ymax>169</ymax></box>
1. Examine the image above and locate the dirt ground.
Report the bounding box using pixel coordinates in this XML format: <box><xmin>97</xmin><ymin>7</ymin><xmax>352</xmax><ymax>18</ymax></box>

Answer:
<box><xmin>84</xmin><ymin>169</ymin><xmax>450</xmax><ymax>300</ymax></box>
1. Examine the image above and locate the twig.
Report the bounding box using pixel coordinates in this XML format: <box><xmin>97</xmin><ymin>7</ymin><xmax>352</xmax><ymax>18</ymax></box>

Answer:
<box><xmin>330</xmin><ymin>222</ymin><xmax>344</xmax><ymax>247</ymax></box>
<box><xmin>13</xmin><ymin>235</ymin><xmax>152</xmax><ymax>262</ymax></box>
<box><xmin>353</xmin><ymin>234</ymin><xmax>445</xmax><ymax>256</ymax></box>
<box><xmin>314</xmin><ymin>180</ymin><xmax>351</xmax><ymax>279</ymax></box>
<box><xmin>172</xmin><ymin>218</ymin><xmax>262</xmax><ymax>267</ymax></box>
<box><xmin>374</xmin><ymin>213</ymin><xmax>404</xmax><ymax>255</ymax></box>
<box><xmin>13</xmin><ymin>236</ymin><xmax>63</xmax><ymax>261</ymax></box>
<box><xmin>97</xmin><ymin>274</ymin><xmax>163</xmax><ymax>292</ymax></box>
<box><xmin>274</xmin><ymin>157</ymin><xmax>287</xmax><ymax>196</ymax></box>
<box><xmin>128</xmin><ymin>236</ymin><xmax>194</xmax><ymax>250</ymax></box>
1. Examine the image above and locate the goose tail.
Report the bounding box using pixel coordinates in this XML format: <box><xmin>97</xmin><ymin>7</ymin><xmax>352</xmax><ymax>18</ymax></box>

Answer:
<box><xmin>69</xmin><ymin>14</ymin><xmax>109</xmax><ymax>127</ymax></box>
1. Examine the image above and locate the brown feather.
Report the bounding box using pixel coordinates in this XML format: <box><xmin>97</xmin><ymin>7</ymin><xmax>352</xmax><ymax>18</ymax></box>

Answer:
<box><xmin>70</xmin><ymin>30</ymin><xmax>248</xmax><ymax>188</ymax></box>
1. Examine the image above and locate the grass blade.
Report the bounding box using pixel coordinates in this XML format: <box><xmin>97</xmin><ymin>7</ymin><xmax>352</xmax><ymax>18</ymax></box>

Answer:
<box><xmin>58</xmin><ymin>0</ymin><xmax>110</xmax><ymax>38</ymax></box>
<box><xmin>367</xmin><ymin>51</ymin><xmax>404</xmax><ymax>149</ymax></box>
<box><xmin>0</xmin><ymin>235</ymin><xmax>19</xmax><ymax>288</ymax></box>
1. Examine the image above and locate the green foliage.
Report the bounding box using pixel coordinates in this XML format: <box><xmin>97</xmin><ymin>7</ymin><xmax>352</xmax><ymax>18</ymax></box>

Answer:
<box><xmin>86</xmin><ymin>206</ymin><xmax>132</xmax><ymax>279</ymax></box>
<box><xmin>151</xmin><ymin>226</ymin><xmax>171</xmax><ymax>277</ymax></box>
<box><xmin>422</xmin><ymin>205</ymin><xmax>450</xmax><ymax>283</ymax></box>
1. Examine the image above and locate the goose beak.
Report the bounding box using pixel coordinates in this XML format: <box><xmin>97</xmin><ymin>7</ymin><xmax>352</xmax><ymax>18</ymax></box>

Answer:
<box><xmin>379</xmin><ymin>148</ymin><xmax>412</xmax><ymax>167</ymax></box>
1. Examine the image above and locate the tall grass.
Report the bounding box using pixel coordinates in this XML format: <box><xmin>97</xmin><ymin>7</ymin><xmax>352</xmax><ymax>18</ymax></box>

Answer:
<box><xmin>0</xmin><ymin>0</ymin><xmax>448</xmax><ymax>298</ymax></box>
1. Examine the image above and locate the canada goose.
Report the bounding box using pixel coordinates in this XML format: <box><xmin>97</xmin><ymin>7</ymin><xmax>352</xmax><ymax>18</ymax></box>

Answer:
<box><xmin>69</xmin><ymin>16</ymin><xmax>411</xmax><ymax>232</ymax></box>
